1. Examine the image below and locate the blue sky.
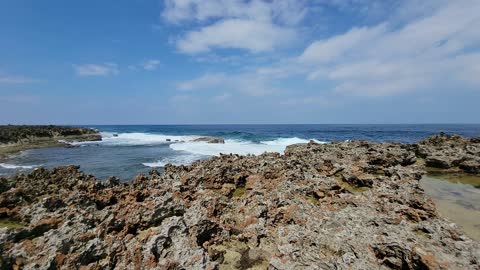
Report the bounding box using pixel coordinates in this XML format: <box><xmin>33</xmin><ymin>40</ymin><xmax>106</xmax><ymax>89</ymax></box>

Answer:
<box><xmin>1</xmin><ymin>0</ymin><xmax>479</xmax><ymax>124</ymax></box>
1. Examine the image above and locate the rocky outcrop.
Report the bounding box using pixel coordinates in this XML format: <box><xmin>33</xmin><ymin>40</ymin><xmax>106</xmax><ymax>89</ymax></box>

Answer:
<box><xmin>415</xmin><ymin>132</ymin><xmax>480</xmax><ymax>173</ymax></box>
<box><xmin>193</xmin><ymin>136</ymin><xmax>225</xmax><ymax>143</ymax></box>
<box><xmin>0</xmin><ymin>135</ymin><xmax>479</xmax><ymax>269</ymax></box>
<box><xmin>0</xmin><ymin>125</ymin><xmax>101</xmax><ymax>145</ymax></box>
<box><xmin>0</xmin><ymin>125</ymin><xmax>101</xmax><ymax>158</ymax></box>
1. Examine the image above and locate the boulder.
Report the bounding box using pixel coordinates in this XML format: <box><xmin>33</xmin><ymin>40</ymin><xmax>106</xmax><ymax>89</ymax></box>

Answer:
<box><xmin>459</xmin><ymin>158</ymin><xmax>480</xmax><ymax>174</ymax></box>
<box><xmin>425</xmin><ymin>155</ymin><xmax>454</xmax><ymax>168</ymax></box>
<box><xmin>418</xmin><ymin>133</ymin><xmax>480</xmax><ymax>173</ymax></box>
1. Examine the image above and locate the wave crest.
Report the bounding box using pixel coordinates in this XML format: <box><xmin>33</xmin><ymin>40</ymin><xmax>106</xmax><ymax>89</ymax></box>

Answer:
<box><xmin>0</xmin><ymin>163</ymin><xmax>39</xmax><ymax>169</ymax></box>
<box><xmin>143</xmin><ymin>154</ymin><xmax>206</xmax><ymax>167</ymax></box>
<box><xmin>170</xmin><ymin>137</ymin><xmax>325</xmax><ymax>156</ymax></box>
<box><xmin>73</xmin><ymin>132</ymin><xmax>201</xmax><ymax>146</ymax></box>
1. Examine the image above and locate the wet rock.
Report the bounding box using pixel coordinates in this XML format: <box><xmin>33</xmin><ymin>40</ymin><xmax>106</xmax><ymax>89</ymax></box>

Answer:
<box><xmin>0</xmin><ymin>133</ymin><xmax>478</xmax><ymax>269</ymax></box>
<box><xmin>425</xmin><ymin>155</ymin><xmax>454</xmax><ymax>168</ymax></box>
<box><xmin>459</xmin><ymin>158</ymin><xmax>480</xmax><ymax>174</ymax></box>
<box><xmin>193</xmin><ymin>136</ymin><xmax>225</xmax><ymax>144</ymax></box>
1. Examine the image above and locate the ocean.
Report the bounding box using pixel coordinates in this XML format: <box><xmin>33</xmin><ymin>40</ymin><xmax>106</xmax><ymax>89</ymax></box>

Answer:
<box><xmin>1</xmin><ymin>124</ymin><xmax>480</xmax><ymax>181</ymax></box>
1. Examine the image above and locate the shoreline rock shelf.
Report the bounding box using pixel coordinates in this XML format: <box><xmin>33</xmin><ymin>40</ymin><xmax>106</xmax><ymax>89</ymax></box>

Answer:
<box><xmin>0</xmin><ymin>125</ymin><xmax>102</xmax><ymax>160</ymax></box>
<box><xmin>192</xmin><ymin>136</ymin><xmax>226</xmax><ymax>144</ymax></box>
<box><xmin>0</xmin><ymin>133</ymin><xmax>479</xmax><ymax>269</ymax></box>
<box><xmin>415</xmin><ymin>132</ymin><xmax>480</xmax><ymax>173</ymax></box>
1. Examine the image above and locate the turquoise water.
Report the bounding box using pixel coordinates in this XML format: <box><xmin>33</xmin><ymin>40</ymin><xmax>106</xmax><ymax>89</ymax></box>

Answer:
<box><xmin>1</xmin><ymin>124</ymin><xmax>479</xmax><ymax>181</ymax></box>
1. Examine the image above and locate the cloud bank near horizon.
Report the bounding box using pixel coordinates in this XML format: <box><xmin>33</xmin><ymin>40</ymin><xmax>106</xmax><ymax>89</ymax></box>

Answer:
<box><xmin>1</xmin><ymin>0</ymin><xmax>479</xmax><ymax>124</ymax></box>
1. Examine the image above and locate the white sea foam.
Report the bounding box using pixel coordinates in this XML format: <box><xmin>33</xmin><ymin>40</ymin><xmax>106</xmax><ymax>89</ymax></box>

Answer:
<box><xmin>260</xmin><ymin>137</ymin><xmax>325</xmax><ymax>146</ymax></box>
<box><xmin>73</xmin><ymin>132</ymin><xmax>326</xmax><ymax>167</ymax></box>
<box><xmin>73</xmin><ymin>132</ymin><xmax>201</xmax><ymax>146</ymax></box>
<box><xmin>170</xmin><ymin>137</ymin><xmax>326</xmax><ymax>156</ymax></box>
<box><xmin>0</xmin><ymin>163</ymin><xmax>39</xmax><ymax>169</ymax></box>
<box><xmin>143</xmin><ymin>137</ymin><xmax>325</xmax><ymax>167</ymax></box>
<box><xmin>142</xmin><ymin>154</ymin><xmax>206</xmax><ymax>167</ymax></box>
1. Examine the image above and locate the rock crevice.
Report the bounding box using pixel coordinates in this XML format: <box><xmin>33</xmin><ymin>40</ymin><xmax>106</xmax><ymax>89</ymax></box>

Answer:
<box><xmin>0</xmin><ymin>133</ymin><xmax>479</xmax><ymax>269</ymax></box>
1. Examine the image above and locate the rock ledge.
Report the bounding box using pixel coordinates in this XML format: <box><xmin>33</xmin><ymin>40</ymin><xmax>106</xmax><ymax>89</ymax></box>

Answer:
<box><xmin>0</xmin><ymin>133</ymin><xmax>479</xmax><ymax>269</ymax></box>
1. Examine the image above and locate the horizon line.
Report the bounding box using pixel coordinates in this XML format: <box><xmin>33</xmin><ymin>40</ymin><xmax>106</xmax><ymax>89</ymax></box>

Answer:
<box><xmin>2</xmin><ymin>123</ymin><xmax>480</xmax><ymax>126</ymax></box>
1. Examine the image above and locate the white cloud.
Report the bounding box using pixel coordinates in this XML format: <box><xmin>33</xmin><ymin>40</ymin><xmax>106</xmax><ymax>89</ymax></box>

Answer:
<box><xmin>177</xmin><ymin>19</ymin><xmax>296</xmax><ymax>54</ymax></box>
<box><xmin>172</xmin><ymin>0</ymin><xmax>480</xmax><ymax>101</ymax></box>
<box><xmin>141</xmin><ymin>59</ymin><xmax>161</xmax><ymax>70</ymax></box>
<box><xmin>127</xmin><ymin>59</ymin><xmax>161</xmax><ymax>71</ymax></box>
<box><xmin>73</xmin><ymin>63</ymin><xmax>119</xmax><ymax>77</ymax></box>
<box><xmin>164</xmin><ymin>0</ymin><xmax>305</xmax><ymax>54</ymax></box>
<box><xmin>299</xmin><ymin>24</ymin><xmax>386</xmax><ymax>64</ymax></box>
<box><xmin>177</xmin><ymin>72</ymin><xmax>278</xmax><ymax>96</ymax></box>
<box><xmin>163</xmin><ymin>0</ymin><xmax>306</xmax><ymax>25</ymax></box>
<box><xmin>177</xmin><ymin>73</ymin><xmax>227</xmax><ymax>91</ymax></box>
<box><xmin>298</xmin><ymin>0</ymin><xmax>480</xmax><ymax>96</ymax></box>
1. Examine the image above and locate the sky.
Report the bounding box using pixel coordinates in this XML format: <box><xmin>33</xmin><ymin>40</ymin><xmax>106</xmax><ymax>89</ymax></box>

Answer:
<box><xmin>1</xmin><ymin>0</ymin><xmax>479</xmax><ymax>124</ymax></box>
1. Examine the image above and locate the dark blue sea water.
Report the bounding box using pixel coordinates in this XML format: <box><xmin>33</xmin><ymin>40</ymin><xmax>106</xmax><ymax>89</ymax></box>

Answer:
<box><xmin>1</xmin><ymin>124</ymin><xmax>479</xmax><ymax>181</ymax></box>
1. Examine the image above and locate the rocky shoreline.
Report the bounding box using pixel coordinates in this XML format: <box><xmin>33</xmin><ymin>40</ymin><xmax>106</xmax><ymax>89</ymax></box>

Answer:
<box><xmin>0</xmin><ymin>133</ymin><xmax>479</xmax><ymax>269</ymax></box>
<box><xmin>0</xmin><ymin>125</ymin><xmax>101</xmax><ymax>161</ymax></box>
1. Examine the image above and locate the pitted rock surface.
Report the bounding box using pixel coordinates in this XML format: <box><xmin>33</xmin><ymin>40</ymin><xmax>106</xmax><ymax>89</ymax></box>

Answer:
<box><xmin>0</xmin><ymin>135</ymin><xmax>479</xmax><ymax>269</ymax></box>
<box><xmin>416</xmin><ymin>132</ymin><xmax>480</xmax><ymax>173</ymax></box>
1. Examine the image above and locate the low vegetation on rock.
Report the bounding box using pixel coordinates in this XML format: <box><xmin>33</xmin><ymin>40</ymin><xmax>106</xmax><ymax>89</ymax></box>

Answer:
<box><xmin>0</xmin><ymin>134</ymin><xmax>479</xmax><ymax>269</ymax></box>
<box><xmin>0</xmin><ymin>125</ymin><xmax>101</xmax><ymax>160</ymax></box>
<box><xmin>0</xmin><ymin>125</ymin><xmax>101</xmax><ymax>145</ymax></box>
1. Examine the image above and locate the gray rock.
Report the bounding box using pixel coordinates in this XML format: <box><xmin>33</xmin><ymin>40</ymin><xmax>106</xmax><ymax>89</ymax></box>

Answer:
<box><xmin>192</xmin><ymin>136</ymin><xmax>225</xmax><ymax>144</ymax></box>
<box><xmin>0</xmin><ymin>134</ymin><xmax>479</xmax><ymax>269</ymax></box>
<box><xmin>418</xmin><ymin>133</ymin><xmax>480</xmax><ymax>173</ymax></box>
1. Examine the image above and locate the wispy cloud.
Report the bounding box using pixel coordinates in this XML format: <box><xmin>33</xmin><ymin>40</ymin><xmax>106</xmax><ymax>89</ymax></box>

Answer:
<box><xmin>140</xmin><ymin>59</ymin><xmax>161</xmax><ymax>70</ymax></box>
<box><xmin>177</xmin><ymin>19</ymin><xmax>296</xmax><ymax>54</ymax></box>
<box><xmin>164</xmin><ymin>0</ymin><xmax>306</xmax><ymax>54</ymax></box>
<box><xmin>177</xmin><ymin>72</ymin><xmax>279</xmax><ymax>97</ymax></box>
<box><xmin>297</xmin><ymin>0</ymin><xmax>480</xmax><ymax>96</ymax></box>
<box><xmin>128</xmin><ymin>59</ymin><xmax>161</xmax><ymax>71</ymax></box>
<box><xmin>0</xmin><ymin>74</ymin><xmax>37</xmax><ymax>84</ymax></box>
<box><xmin>163</xmin><ymin>0</ymin><xmax>306</xmax><ymax>25</ymax></box>
<box><xmin>299</xmin><ymin>24</ymin><xmax>387</xmax><ymax>64</ymax></box>
<box><xmin>177</xmin><ymin>73</ymin><xmax>227</xmax><ymax>91</ymax></box>
<box><xmin>172</xmin><ymin>0</ymin><xmax>480</xmax><ymax>100</ymax></box>
<box><xmin>73</xmin><ymin>63</ymin><xmax>119</xmax><ymax>77</ymax></box>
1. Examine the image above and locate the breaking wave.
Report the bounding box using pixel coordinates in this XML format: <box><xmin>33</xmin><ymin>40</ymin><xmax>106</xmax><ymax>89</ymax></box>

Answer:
<box><xmin>142</xmin><ymin>154</ymin><xmax>206</xmax><ymax>168</ymax></box>
<box><xmin>0</xmin><ymin>163</ymin><xmax>39</xmax><ymax>169</ymax></box>
<box><xmin>169</xmin><ymin>137</ymin><xmax>325</xmax><ymax>156</ymax></box>
<box><xmin>73</xmin><ymin>132</ymin><xmax>326</xmax><ymax>167</ymax></box>
<box><xmin>72</xmin><ymin>132</ymin><xmax>201</xmax><ymax>146</ymax></box>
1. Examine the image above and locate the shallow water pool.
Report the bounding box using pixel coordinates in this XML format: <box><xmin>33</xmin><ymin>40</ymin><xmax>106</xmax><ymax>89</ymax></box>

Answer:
<box><xmin>420</xmin><ymin>174</ymin><xmax>480</xmax><ymax>241</ymax></box>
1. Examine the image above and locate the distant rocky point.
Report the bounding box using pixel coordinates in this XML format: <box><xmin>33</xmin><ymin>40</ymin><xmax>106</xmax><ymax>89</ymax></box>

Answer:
<box><xmin>193</xmin><ymin>136</ymin><xmax>225</xmax><ymax>144</ymax></box>
<box><xmin>0</xmin><ymin>125</ymin><xmax>101</xmax><ymax>159</ymax></box>
<box><xmin>0</xmin><ymin>133</ymin><xmax>479</xmax><ymax>269</ymax></box>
